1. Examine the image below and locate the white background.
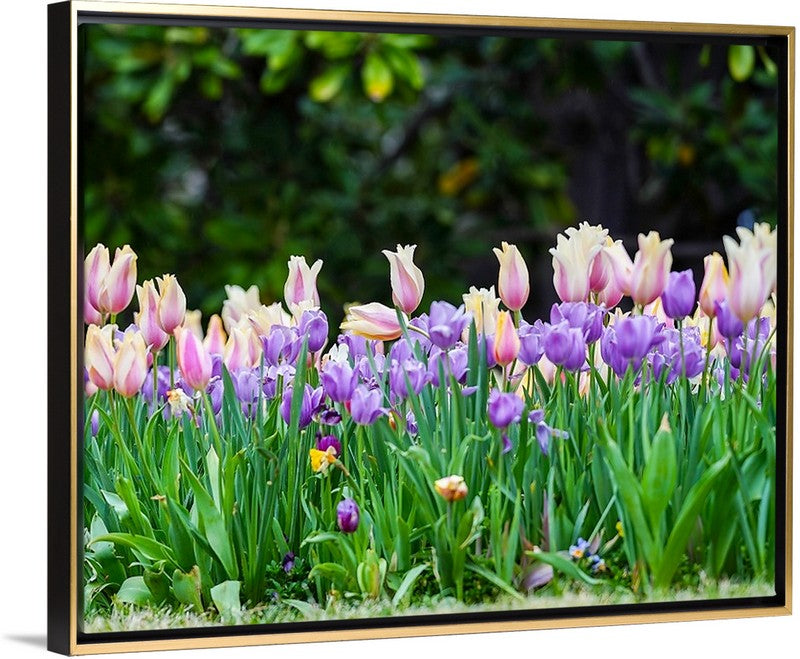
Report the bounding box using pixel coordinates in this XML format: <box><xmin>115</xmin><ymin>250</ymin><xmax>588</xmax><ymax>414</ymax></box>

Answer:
<box><xmin>0</xmin><ymin>0</ymin><xmax>797</xmax><ymax>657</ymax></box>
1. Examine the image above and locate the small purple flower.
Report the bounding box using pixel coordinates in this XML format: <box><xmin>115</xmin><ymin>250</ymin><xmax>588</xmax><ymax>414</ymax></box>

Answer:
<box><xmin>528</xmin><ymin>409</ymin><xmax>569</xmax><ymax>455</ymax></box>
<box><xmin>543</xmin><ymin>322</ymin><xmax>586</xmax><ymax>371</ymax></box>
<box><xmin>262</xmin><ymin>325</ymin><xmax>301</xmax><ymax>367</ymax></box>
<box><xmin>428</xmin><ymin>301</ymin><xmax>471</xmax><ymax>350</ymax></box>
<box><xmin>90</xmin><ymin>409</ymin><xmax>100</xmax><ymax>437</ymax></box>
<box><xmin>299</xmin><ymin>309</ymin><xmax>328</xmax><ymax>353</ymax></box>
<box><xmin>318</xmin><ymin>407</ymin><xmax>342</xmax><ymax>425</ymax></box>
<box><xmin>589</xmin><ymin>555</ymin><xmax>606</xmax><ymax>573</ymax></box>
<box><xmin>715</xmin><ymin>300</ymin><xmax>744</xmax><ymax>342</ymax></box>
<box><xmin>405</xmin><ymin>411</ymin><xmax>418</xmax><ymax>435</ymax></box>
<box><xmin>280</xmin><ymin>383</ymin><xmax>324</xmax><ymax>429</ymax></box>
<box><xmin>315</xmin><ymin>433</ymin><xmax>342</xmax><ymax>456</ymax></box>
<box><xmin>487</xmin><ymin>389</ymin><xmax>524</xmax><ymax>429</ymax></box>
<box><xmin>282</xmin><ymin>551</ymin><xmax>295</xmax><ymax>573</ymax></box>
<box><xmin>389</xmin><ymin>358</ymin><xmax>430</xmax><ymax>400</ymax></box>
<box><xmin>321</xmin><ymin>360</ymin><xmax>359</xmax><ymax>403</ymax></box>
<box><xmin>569</xmin><ymin>537</ymin><xmax>591</xmax><ymax>560</ymax></box>
<box><xmin>661</xmin><ymin>270</ymin><xmax>696</xmax><ymax>319</ymax></box>
<box><xmin>518</xmin><ymin>320</ymin><xmax>545</xmax><ymax>366</ymax></box>
<box><xmin>550</xmin><ymin>302</ymin><xmax>605</xmax><ymax>344</ymax></box>
<box><xmin>336</xmin><ymin>498</ymin><xmax>360</xmax><ymax>533</ymax></box>
<box><xmin>350</xmin><ymin>385</ymin><xmax>386</xmax><ymax>425</ymax></box>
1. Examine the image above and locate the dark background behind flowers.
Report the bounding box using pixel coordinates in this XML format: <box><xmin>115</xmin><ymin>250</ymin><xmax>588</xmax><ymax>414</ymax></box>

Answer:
<box><xmin>81</xmin><ymin>23</ymin><xmax>779</xmax><ymax>325</ymax></box>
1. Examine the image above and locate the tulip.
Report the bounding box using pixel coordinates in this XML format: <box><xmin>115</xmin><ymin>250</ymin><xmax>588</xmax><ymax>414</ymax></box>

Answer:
<box><xmin>204</xmin><ymin>314</ymin><xmax>227</xmax><ymax>355</ymax></box>
<box><xmin>698</xmin><ymin>252</ymin><xmax>729</xmax><ymax>317</ymax></box>
<box><xmin>518</xmin><ymin>320</ymin><xmax>545</xmax><ymax>366</ymax></box>
<box><xmin>389</xmin><ymin>359</ymin><xmax>430</xmax><ymax>400</ymax></box>
<box><xmin>597</xmin><ymin>238</ymin><xmax>633</xmax><ymax>308</ymax></box>
<box><xmin>175</xmin><ymin>327</ymin><xmax>213</xmax><ymax>392</ymax></box>
<box><xmin>349</xmin><ymin>385</ymin><xmax>386</xmax><ymax>425</ymax></box>
<box><xmin>487</xmin><ymin>389</ymin><xmax>524</xmax><ymax>428</ymax></box>
<box><xmin>84</xmin><ymin>289</ymin><xmax>103</xmax><ymax>325</ymax></box>
<box><xmin>182</xmin><ymin>309</ymin><xmax>203</xmax><ymax>339</ymax></box>
<box><xmin>550</xmin><ymin>302</ymin><xmax>605</xmax><ymax>344</ymax></box>
<box><xmin>321</xmin><ymin>360</ymin><xmax>359</xmax><ymax>403</ymax></box>
<box><xmin>153</xmin><ymin>274</ymin><xmax>186</xmax><ymax>335</ymax></box>
<box><xmin>95</xmin><ymin>245</ymin><xmax>138</xmax><ymax>315</ymax></box>
<box><xmin>462</xmin><ymin>286</ymin><xmax>500</xmax><ymax>337</ymax></box>
<box><xmin>299</xmin><ymin>309</ymin><xmax>329</xmax><ymax>353</ymax></box>
<box><xmin>434</xmin><ymin>475</ymin><xmax>468</xmax><ymax>502</ymax></box>
<box><xmin>383</xmin><ymin>244</ymin><xmax>425</xmax><ymax>314</ymax></box>
<box><xmin>84</xmin><ymin>244</ymin><xmax>110</xmax><ymax>313</ymax></box>
<box><xmin>336</xmin><ymin>498</ymin><xmax>360</xmax><ymax>533</ymax></box>
<box><xmin>280</xmin><ymin>384</ymin><xmax>324</xmax><ymax>429</ymax></box>
<box><xmin>493</xmin><ymin>311</ymin><xmax>520</xmax><ymax>366</ymax></box>
<box><xmin>528</xmin><ymin>409</ymin><xmax>569</xmax><ymax>455</ymax></box>
<box><xmin>224</xmin><ymin>326</ymin><xmax>253</xmax><ymax>373</ymax></box>
<box><xmin>85</xmin><ymin>324</ymin><xmax>117</xmax><ymax>390</ymax></box>
<box><xmin>221</xmin><ymin>284</ymin><xmax>261</xmax><ymax>332</ymax></box>
<box><xmin>262</xmin><ymin>325</ymin><xmax>301</xmax><ymax>366</ymax></box>
<box><xmin>543</xmin><ymin>322</ymin><xmax>586</xmax><ymax>371</ymax></box>
<box><xmin>661</xmin><ymin>270</ymin><xmax>696</xmax><ymax>319</ymax></box>
<box><xmin>493</xmin><ymin>242</ymin><xmax>530</xmax><ymax>311</ymax></box>
<box><xmin>316</xmin><ymin>433</ymin><xmax>342</xmax><ymax>456</ymax></box>
<box><xmin>248</xmin><ymin>302</ymin><xmax>292</xmax><ymax>337</ymax></box>
<box><xmin>737</xmin><ymin>222</ymin><xmax>777</xmax><ymax>294</ymax></box>
<box><xmin>427</xmin><ymin>301</ymin><xmax>471</xmax><ymax>350</ymax></box>
<box><xmin>629</xmin><ymin>232</ymin><xmax>674</xmax><ymax>307</ymax></box>
<box><xmin>549</xmin><ymin>223</ymin><xmax>608</xmax><ymax>303</ymax></box>
<box><xmin>135</xmin><ymin>280</ymin><xmax>169</xmax><ymax>352</ymax></box>
<box><xmin>341</xmin><ymin>302</ymin><xmax>404</xmax><ymax>341</ymax></box>
<box><xmin>112</xmin><ymin>331</ymin><xmax>148</xmax><ymax>397</ymax></box>
<box><xmin>723</xmin><ymin>234</ymin><xmax>772</xmax><ymax>323</ymax></box>
<box><xmin>284</xmin><ymin>255</ymin><xmax>323</xmax><ymax>313</ymax></box>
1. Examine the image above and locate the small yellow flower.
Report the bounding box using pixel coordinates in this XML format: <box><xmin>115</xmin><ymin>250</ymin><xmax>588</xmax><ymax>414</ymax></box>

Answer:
<box><xmin>616</xmin><ymin>520</ymin><xmax>625</xmax><ymax>538</ymax></box>
<box><xmin>309</xmin><ymin>447</ymin><xmax>337</xmax><ymax>474</ymax></box>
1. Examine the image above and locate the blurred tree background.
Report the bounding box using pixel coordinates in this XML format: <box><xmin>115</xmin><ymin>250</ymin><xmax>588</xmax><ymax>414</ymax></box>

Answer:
<box><xmin>81</xmin><ymin>23</ymin><xmax>779</xmax><ymax>324</ymax></box>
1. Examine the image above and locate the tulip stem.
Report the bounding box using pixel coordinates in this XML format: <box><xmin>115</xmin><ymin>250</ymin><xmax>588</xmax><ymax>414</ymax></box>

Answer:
<box><xmin>169</xmin><ymin>337</ymin><xmax>176</xmax><ymax>389</ymax></box>
<box><xmin>152</xmin><ymin>349</ymin><xmax>159</xmax><ymax>414</ymax></box>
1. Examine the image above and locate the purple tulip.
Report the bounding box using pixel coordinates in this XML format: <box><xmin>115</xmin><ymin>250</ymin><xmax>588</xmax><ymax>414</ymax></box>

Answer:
<box><xmin>318</xmin><ymin>407</ymin><xmax>342</xmax><ymax>425</ymax></box>
<box><xmin>356</xmin><ymin>353</ymin><xmax>386</xmax><ymax>383</ymax></box>
<box><xmin>337</xmin><ymin>332</ymin><xmax>383</xmax><ymax>360</ymax></box>
<box><xmin>428</xmin><ymin>301</ymin><xmax>471</xmax><ymax>350</ymax></box>
<box><xmin>550</xmin><ymin>302</ymin><xmax>605</xmax><ymax>344</ymax></box>
<box><xmin>528</xmin><ymin>409</ymin><xmax>568</xmax><ymax>455</ymax></box>
<box><xmin>518</xmin><ymin>320</ymin><xmax>545</xmax><ymax>366</ymax></box>
<box><xmin>90</xmin><ymin>409</ymin><xmax>100</xmax><ymax>437</ymax></box>
<box><xmin>480</xmin><ymin>334</ymin><xmax>497</xmax><ymax>368</ymax></box>
<box><xmin>336</xmin><ymin>498</ymin><xmax>360</xmax><ymax>533</ymax></box>
<box><xmin>321</xmin><ymin>360</ymin><xmax>359</xmax><ymax>403</ymax></box>
<box><xmin>299</xmin><ymin>309</ymin><xmax>328</xmax><ymax>353</ymax></box>
<box><xmin>730</xmin><ymin>317</ymin><xmax>772</xmax><ymax>376</ymax></box>
<box><xmin>262</xmin><ymin>325</ymin><xmax>301</xmax><ymax>367</ymax></box>
<box><xmin>649</xmin><ymin>326</ymin><xmax>705</xmax><ymax>384</ymax></box>
<box><xmin>487</xmin><ymin>389</ymin><xmax>524</xmax><ymax>429</ymax></box>
<box><xmin>543</xmin><ymin>322</ymin><xmax>586</xmax><ymax>371</ymax></box>
<box><xmin>715</xmin><ymin>300</ymin><xmax>744</xmax><ymax>341</ymax></box>
<box><xmin>408</xmin><ymin>314</ymin><xmax>433</xmax><ymax>352</ymax></box>
<box><xmin>661</xmin><ymin>270</ymin><xmax>696</xmax><ymax>319</ymax></box>
<box><xmin>207</xmin><ymin>377</ymin><xmax>224</xmax><ymax>415</ymax></box>
<box><xmin>315</xmin><ymin>433</ymin><xmax>342</xmax><ymax>456</ymax></box>
<box><xmin>141</xmin><ymin>365</ymin><xmax>171</xmax><ymax>407</ymax></box>
<box><xmin>280</xmin><ymin>383</ymin><xmax>324</xmax><ymax>429</ymax></box>
<box><xmin>601</xmin><ymin>316</ymin><xmax>665</xmax><ymax>377</ymax></box>
<box><xmin>350</xmin><ymin>385</ymin><xmax>386</xmax><ymax>425</ymax></box>
<box><xmin>389</xmin><ymin>358</ymin><xmax>430</xmax><ymax>400</ymax></box>
<box><xmin>428</xmin><ymin>345</ymin><xmax>469</xmax><ymax>386</ymax></box>
<box><xmin>231</xmin><ymin>368</ymin><xmax>260</xmax><ymax>404</ymax></box>
<box><xmin>405</xmin><ymin>411</ymin><xmax>418</xmax><ymax>435</ymax></box>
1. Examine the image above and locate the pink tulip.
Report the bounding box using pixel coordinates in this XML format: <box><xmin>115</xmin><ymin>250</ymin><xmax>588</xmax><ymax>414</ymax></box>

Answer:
<box><xmin>629</xmin><ymin>232</ymin><xmax>673</xmax><ymax>307</ymax></box>
<box><xmin>723</xmin><ymin>235</ymin><xmax>772</xmax><ymax>323</ymax></box>
<box><xmin>85</xmin><ymin>324</ymin><xmax>116</xmax><ymax>391</ymax></box>
<box><xmin>383</xmin><ymin>244</ymin><xmax>425</xmax><ymax>314</ymax></box>
<box><xmin>284</xmin><ymin>255</ymin><xmax>323</xmax><ymax>313</ymax></box>
<box><xmin>182</xmin><ymin>310</ymin><xmax>203</xmax><ymax>339</ymax></box>
<box><xmin>596</xmin><ymin>238</ymin><xmax>633</xmax><ymax>308</ymax></box>
<box><xmin>493</xmin><ymin>242</ymin><xmax>530</xmax><ymax>311</ymax></box>
<box><xmin>84</xmin><ymin>289</ymin><xmax>103</xmax><ymax>325</ymax></box>
<box><xmin>135</xmin><ymin>280</ymin><xmax>169</xmax><ymax>352</ymax></box>
<box><xmin>112</xmin><ymin>331</ymin><xmax>148</xmax><ymax>397</ymax></box>
<box><xmin>340</xmin><ymin>302</ymin><xmax>404</xmax><ymax>341</ymax></box>
<box><xmin>493</xmin><ymin>311</ymin><xmax>520</xmax><ymax>366</ymax></box>
<box><xmin>156</xmin><ymin>274</ymin><xmax>186</xmax><ymax>335</ymax></box>
<box><xmin>549</xmin><ymin>223</ymin><xmax>608</xmax><ymax>303</ymax></box>
<box><xmin>176</xmin><ymin>327</ymin><xmax>213</xmax><ymax>392</ymax></box>
<box><xmin>698</xmin><ymin>252</ymin><xmax>729</xmax><ymax>317</ymax></box>
<box><xmin>224</xmin><ymin>326</ymin><xmax>253</xmax><ymax>373</ymax></box>
<box><xmin>96</xmin><ymin>245</ymin><xmax>138</xmax><ymax>315</ymax></box>
<box><xmin>84</xmin><ymin>244</ymin><xmax>110</xmax><ymax>313</ymax></box>
<box><xmin>203</xmin><ymin>314</ymin><xmax>227</xmax><ymax>355</ymax></box>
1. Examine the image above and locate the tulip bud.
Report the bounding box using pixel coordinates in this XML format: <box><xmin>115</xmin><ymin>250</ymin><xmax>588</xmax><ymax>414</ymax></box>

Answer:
<box><xmin>284</xmin><ymin>255</ymin><xmax>323</xmax><ymax>313</ymax></box>
<box><xmin>462</xmin><ymin>286</ymin><xmax>500</xmax><ymax>337</ymax></box>
<box><xmin>85</xmin><ymin>324</ymin><xmax>117</xmax><ymax>390</ymax></box>
<box><xmin>434</xmin><ymin>475</ymin><xmax>468</xmax><ymax>502</ymax></box>
<box><xmin>629</xmin><ymin>232</ymin><xmax>674</xmax><ymax>306</ymax></box>
<box><xmin>176</xmin><ymin>326</ymin><xmax>213</xmax><ymax>392</ymax></box>
<box><xmin>203</xmin><ymin>314</ymin><xmax>227</xmax><ymax>355</ymax></box>
<box><xmin>597</xmin><ymin>238</ymin><xmax>632</xmax><ymax>308</ymax></box>
<box><xmin>224</xmin><ymin>326</ymin><xmax>253</xmax><ymax>373</ymax></box>
<box><xmin>299</xmin><ymin>309</ymin><xmax>329</xmax><ymax>353</ymax></box>
<box><xmin>493</xmin><ymin>310</ymin><xmax>520</xmax><ymax>366</ymax></box>
<box><xmin>383</xmin><ymin>244</ymin><xmax>425</xmax><ymax>314</ymax></box>
<box><xmin>723</xmin><ymin>235</ymin><xmax>772</xmax><ymax>323</ymax></box>
<box><xmin>84</xmin><ymin>244</ymin><xmax>110</xmax><ymax>313</ymax></box>
<box><xmin>493</xmin><ymin>242</ymin><xmax>530</xmax><ymax>311</ymax></box>
<box><xmin>135</xmin><ymin>280</ymin><xmax>169</xmax><ymax>352</ymax></box>
<box><xmin>549</xmin><ymin>224</ymin><xmax>608</xmax><ymax>303</ymax></box>
<box><xmin>112</xmin><ymin>331</ymin><xmax>148</xmax><ymax>397</ymax></box>
<box><xmin>336</xmin><ymin>498</ymin><xmax>360</xmax><ymax>533</ymax></box>
<box><xmin>661</xmin><ymin>270</ymin><xmax>696</xmax><ymax>319</ymax></box>
<box><xmin>340</xmin><ymin>302</ymin><xmax>404</xmax><ymax>341</ymax></box>
<box><xmin>84</xmin><ymin>289</ymin><xmax>103</xmax><ymax>325</ymax></box>
<box><xmin>155</xmin><ymin>274</ymin><xmax>186</xmax><ymax>335</ymax></box>
<box><xmin>97</xmin><ymin>245</ymin><xmax>138</xmax><ymax>315</ymax></box>
<box><xmin>698</xmin><ymin>252</ymin><xmax>729</xmax><ymax>317</ymax></box>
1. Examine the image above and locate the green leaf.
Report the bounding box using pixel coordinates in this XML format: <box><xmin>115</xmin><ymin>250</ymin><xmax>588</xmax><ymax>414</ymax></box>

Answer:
<box><xmin>729</xmin><ymin>45</ymin><xmax>756</xmax><ymax>82</ymax></box>
<box><xmin>91</xmin><ymin>533</ymin><xmax>176</xmax><ymax>567</ymax></box>
<box><xmin>309</xmin><ymin>63</ymin><xmax>351</xmax><ymax>103</ymax></box>
<box><xmin>210</xmin><ymin>580</ymin><xmax>241</xmax><ymax>623</ymax></box>
<box><xmin>641</xmin><ymin>417</ymin><xmax>678</xmax><ymax>534</ymax></box>
<box><xmin>143</xmin><ymin>73</ymin><xmax>175</xmax><ymax>122</ymax></box>
<box><xmin>143</xmin><ymin>567</ymin><xmax>170</xmax><ymax>604</ymax></box>
<box><xmin>465</xmin><ymin>563</ymin><xmax>525</xmax><ymax>601</ymax></box>
<box><xmin>362</xmin><ymin>52</ymin><xmax>394</xmax><ymax>102</ymax></box>
<box><xmin>383</xmin><ymin>45</ymin><xmax>424</xmax><ymax>90</ymax></box>
<box><xmin>391</xmin><ymin>564</ymin><xmax>428</xmax><ymax>607</ymax></box>
<box><xmin>309</xmin><ymin>562</ymin><xmax>349</xmax><ymax>588</ymax></box>
<box><xmin>116</xmin><ymin>576</ymin><xmax>153</xmax><ymax>606</ymax></box>
<box><xmin>525</xmin><ymin>550</ymin><xmax>603</xmax><ymax>586</ymax></box>
<box><xmin>172</xmin><ymin>566</ymin><xmax>204</xmax><ymax>612</ymax></box>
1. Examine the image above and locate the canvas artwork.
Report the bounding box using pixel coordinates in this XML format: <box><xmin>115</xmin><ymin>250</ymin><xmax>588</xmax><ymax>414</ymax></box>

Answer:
<box><xmin>47</xmin><ymin>3</ymin><xmax>790</xmax><ymax>652</ymax></box>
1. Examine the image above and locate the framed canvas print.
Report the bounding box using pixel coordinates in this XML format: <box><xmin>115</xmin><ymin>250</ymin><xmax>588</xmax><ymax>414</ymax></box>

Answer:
<box><xmin>47</xmin><ymin>1</ymin><xmax>794</xmax><ymax>654</ymax></box>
